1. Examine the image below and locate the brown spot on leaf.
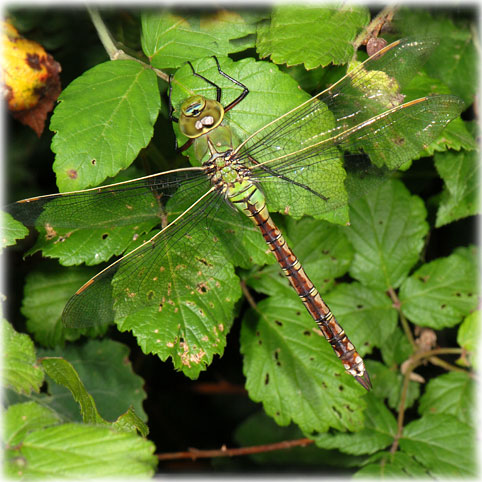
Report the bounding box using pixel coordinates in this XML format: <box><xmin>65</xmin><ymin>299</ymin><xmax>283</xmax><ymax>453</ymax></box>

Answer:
<box><xmin>67</xmin><ymin>169</ymin><xmax>77</xmax><ymax>179</ymax></box>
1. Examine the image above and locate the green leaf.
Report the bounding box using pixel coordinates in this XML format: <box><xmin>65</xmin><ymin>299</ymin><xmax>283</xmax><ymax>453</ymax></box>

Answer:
<box><xmin>116</xmin><ymin>233</ymin><xmax>242</xmax><ymax>380</ymax></box>
<box><xmin>256</xmin><ymin>5</ymin><xmax>370</xmax><ymax>69</ymax></box>
<box><xmin>50</xmin><ymin>60</ymin><xmax>160</xmax><ymax>191</ymax></box>
<box><xmin>7</xmin><ymin>423</ymin><xmax>157</xmax><ymax>478</ymax></box>
<box><xmin>241</xmin><ymin>296</ymin><xmax>368</xmax><ymax>434</ymax></box>
<box><xmin>396</xmin><ymin>9</ymin><xmax>477</xmax><ymax>105</ymax></box>
<box><xmin>1</xmin><ymin>211</ymin><xmax>28</xmax><ymax>248</ymax></box>
<box><xmin>324</xmin><ymin>282</ymin><xmax>398</xmax><ymax>356</ymax></box>
<box><xmin>4</xmin><ymin>402</ymin><xmax>60</xmax><ymax>446</ymax></box>
<box><xmin>379</xmin><ymin>326</ymin><xmax>413</xmax><ymax>367</ymax></box>
<box><xmin>21</xmin><ymin>266</ymin><xmax>101</xmax><ymax>347</ymax></box>
<box><xmin>418</xmin><ymin>372</ymin><xmax>474</xmax><ymax>426</ymax></box>
<box><xmin>366</xmin><ymin>361</ymin><xmax>420</xmax><ymax>411</ymax></box>
<box><xmin>457</xmin><ymin>310</ymin><xmax>479</xmax><ymax>367</ymax></box>
<box><xmin>434</xmin><ymin>148</ymin><xmax>479</xmax><ymax>227</ymax></box>
<box><xmin>346</xmin><ymin>179</ymin><xmax>428</xmax><ymax>290</ymax></box>
<box><xmin>400</xmin><ymin>414</ymin><xmax>476</xmax><ymax>477</ymax></box>
<box><xmin>313</xmin><ymin>394</ymin><xmax>397</xmax><ymax>455</ymax></box>
<box><xmin>2</xmin><ymin>320</ymin><xmax>44</xmax><ymax>394</ymax></box>
<box><xmin>142</xmin><ymin>10</ymin><xmax>262</xmax><ymax>69</ymax></box>
<box><xmin>40</xmin><ymin>339</ymin><xmax>147</xmax><ymax>423</ymax></box>
<box><xmin>354</xmin><ymin>451</ymin><xmax>429</xmax><ymax>477</ymax></box>
<box><xmin>41</xmin><ymin>357</ymin><xmax>106</xmax><ymax>425</ymax></box>
<box><xmin>399</xmin><ymin>246</ymin><xmax>478</xmax><ymax>329</ymax></box>
<box><xmin>113</xmin><ymin>407</ymin><xmax>149</xmax><ymax>437</ymax></box>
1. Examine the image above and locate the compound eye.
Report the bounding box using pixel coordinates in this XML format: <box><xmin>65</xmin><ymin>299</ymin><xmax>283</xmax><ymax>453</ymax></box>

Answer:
<box><xmin>182</xmin><ymin>96</ymin><xmax>206</xmax><ymax>117</ymax></box>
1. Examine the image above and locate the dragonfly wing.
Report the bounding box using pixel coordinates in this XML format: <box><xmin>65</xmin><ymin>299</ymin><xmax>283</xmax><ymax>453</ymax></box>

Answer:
<box><xmin>6</xmin><ymin>167</ymin><xmax>206</xmax><ymax>230</ymax></box>
<box><xmin>62</xmin><ymin>185</ymin><xmax>222</xmax><ymax>328</ymax></box>
<box><xmin>248</xmin><ymin>95</ymin><xmax>463</xmax><ymax>219</ymax></box>
<box><xmin>235</xmin><ymin>38</ymin><xmax>443</xmax><ymax>163</ymax></box>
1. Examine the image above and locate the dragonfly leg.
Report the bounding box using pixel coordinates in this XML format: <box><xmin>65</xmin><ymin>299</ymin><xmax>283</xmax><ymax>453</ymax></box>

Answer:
<box><xmin>187</xmin><ymin>60</ymin><xmax>222</xmax><ymax>101</ymax></box>
<box><xmin>211</xmin><ymin>56</ymin><xmax>249</xmax><ymax>112</ymax></box>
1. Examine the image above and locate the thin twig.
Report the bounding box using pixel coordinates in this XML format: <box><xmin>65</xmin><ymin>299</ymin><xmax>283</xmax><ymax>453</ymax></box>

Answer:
<box><xmin>390</xmin><ymin>346</ymin><xmax>469</xmax><ymax>454</ymax></box>
<box><xmin>157</xmin><ymin>438</ymin><xmax>314</xmax><ymax>461</ymax></box>
<box><xmin>353</xmin><ymin>6</ymin><xmax>398</xmax><ymax>52</ymax></box>
<box><xmin>240</xmin><ymin>279</ymin><xmax>258</xmax><ymax>311</ymax></box>
<box><xmin>87</xmin><ymin>7</ymin><xmax>170</xmax><ymax>83</ymax></box>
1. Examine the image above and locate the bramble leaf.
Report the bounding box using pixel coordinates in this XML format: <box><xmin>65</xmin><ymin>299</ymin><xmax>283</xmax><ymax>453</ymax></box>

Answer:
<box><xmin>51</xmin><ymin>60</ymin><xmax>160</xmax><ymax>191</ymax></box>
<box><xmin>398</xmin><ymin>246</ymin><xmax>478</xmax><ymax>329</ymax></box>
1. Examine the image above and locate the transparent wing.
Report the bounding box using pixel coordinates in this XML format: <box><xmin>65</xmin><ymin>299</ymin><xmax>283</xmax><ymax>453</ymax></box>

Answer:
<box><xmin>60</xmin><ymin>184</ymin><xmax>225</xmax><ymax>329</ymax></box>
<box><xmin>230</xmin><ymin>38</ymin><xmax>464</xmax><ymax>219</ymax></box>
<box><xmin>235</xmin><ymin>38</ymin><xmax>445</xmax><ymax>166</ymax></box>
<box><xmin>6</xmin><ymin>167</ymin><xmax>207</xmax><ymax>230</ymax></box>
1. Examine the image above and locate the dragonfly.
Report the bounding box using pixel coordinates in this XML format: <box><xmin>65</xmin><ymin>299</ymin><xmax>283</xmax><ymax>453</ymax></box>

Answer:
<box><xmin>8</xmin><ymin>38</ymin><xmax>463</xmax><ymax>390</ymax></box>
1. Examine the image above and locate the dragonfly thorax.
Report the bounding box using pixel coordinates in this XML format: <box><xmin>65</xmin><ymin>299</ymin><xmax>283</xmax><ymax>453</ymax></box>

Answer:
<box><xmin>179</xmin><ymin>95</ymin><xmax>225</xmax><ymax>138</ymax></box>
<box><xmin>205</xmin><ymin>150</ymin><xmax>254</xmax><ymax>199</ymax></box>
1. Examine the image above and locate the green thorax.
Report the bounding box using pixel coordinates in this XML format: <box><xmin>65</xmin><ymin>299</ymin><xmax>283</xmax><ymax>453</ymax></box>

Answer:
<box><xmin>179</xmin><ymin>95</ymin><xmax>264</xmax><ymax>215</ymax></box>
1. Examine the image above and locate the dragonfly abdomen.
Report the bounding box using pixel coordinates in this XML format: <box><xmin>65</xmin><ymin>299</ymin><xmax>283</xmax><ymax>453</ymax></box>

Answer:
<box><xmin>229</xmin><ymin>184</ymin><xmax>371</xmax><ymax>390</ymax></box>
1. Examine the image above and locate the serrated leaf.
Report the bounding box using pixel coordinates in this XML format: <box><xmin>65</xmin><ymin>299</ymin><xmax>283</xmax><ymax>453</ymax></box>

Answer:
<box><xmin>435</xmin><ymin>148</ymin><xmax>479</xmax><ymax>227</ymax></box>
<box><xmin>313</xmin><ymin>394</ymin><xmax>397</xmax><ymax>455</ymax></box>
<box><xmin>418</xmin><ymin>372</ymin><xmax>474</xmax><ymax>426</ymax></box>
<box><xmin>4</xmin><ymin>402</ymin><xmax>60</xmax><ymax>446</ymax></box>
<box><xmin>366</xmin><ymin>361</ymin><xmax>420</xmax><ymax>411</ymax></box>
<box><xmin>346</xmin><ymin>179</ymin><xmax>428</xmax><ymax>290</ymax></box>
<box><xmin>21</xmin><ymin>266</ymin><xmax>101</xmax><ymax>347</ymax></box>
<box><xmin>50</xmin><ymin>60</ymin><xmax>160</xmax><ymax>191</ymax></box>
<box><xmin>40</xmin><ymin>339</ymin><xmax>147</xmax><ymax>423</ymax></box>
<box><xmin>457</xmin><ymin>310</ymin><xmax>479</xmax><ymax>367</ymax></box>
<box><xmin>398</xmin><ymin>246</ymin><xmax>478</xmax><ymax>329</ymax></box>
<box><xmin>324</xmin><ymin>282</ymin><xmax>398</xmax><ymax>356</ymax></box>
<box><xmin>379</xmin><ymin>326</ymin><xmax>413</xmax><ymax>367</ymax></box>
<box><xmin>113</xmin><ymin>407</ymin><xmax>149</xmax><ymax>437</ymax></box>
<box><xmin>116</xmin><ymin>233</ymin><xmax>242</xmax><ymax>380</ymax></box>
<box><xmin>354</xmin><ymin>451</ymin><xmax>429</xmax><ymax>478</ymax></box>
<box><xmin>8</xmin><ymin>423</ymin><xmax>157</xmax><ymax>478</ymax></box>
<box><xmin>256</xmin><ymin>5</ymin><xmax>370</xmax><ymax>69</ymax></box>
<box><xmin>142</xmin><ymin>10</ymin><xmax>261</xmax><ymax>69</ymax></box>
<box><xmin>241</xmin><ymin>296</ymin><xmax>367</xmax><ymax>434</ymax></box>
<box><xmin>1</xmin><ymin>211</ymin><xmax>28</xmax><ymax>248</ymax></box>
<box><xmin>2</xmin><ymin>319</ymin><xmax>44</xmax><ymax>394</ymax></box>
<box><xmin>400</xmin><ymin>414</ymin><xmax>476</xmax><ymax>477</ymax></box>
<box><xmin>41</xmin><ymin>357</ymin><xmax>106</xmax><ymax>425</ymax></box>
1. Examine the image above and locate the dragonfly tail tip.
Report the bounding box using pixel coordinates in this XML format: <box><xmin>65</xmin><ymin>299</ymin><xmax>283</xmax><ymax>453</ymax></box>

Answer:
<box><xmin>355</xmin><ymin>372</ymin><xmax>372</xmax><ymax>391</ymax></box>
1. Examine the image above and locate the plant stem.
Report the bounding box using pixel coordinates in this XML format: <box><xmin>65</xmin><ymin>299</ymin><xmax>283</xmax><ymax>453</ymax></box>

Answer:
<box><xmin>87</xmin><ymin>7</ymin><xmax>170</xmax><ymax>82</ymax></box>
<box><xmin>157</xmin><ymin>438</ymin><xmax>314</xmax><ymax>461</ymax></box>
<box><xmin>88</xmin><ymin>7</ymin><xmax>122</xmax><ymax>60</ymax></box>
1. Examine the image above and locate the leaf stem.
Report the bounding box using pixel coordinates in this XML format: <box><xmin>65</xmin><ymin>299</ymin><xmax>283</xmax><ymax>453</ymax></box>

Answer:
<box><xmin>353</xmin><ymin>6</ymin><xmax>398</xmax><ymax>51</ymax></box>
<box><xmin>87</xmin><ymin>7</ymin><xmax>170</xmax><ymax>83</ymax></box>
<box><xmin>157</xmin><ymin>438</ymin><xmax>314</xmax><ymax>461</ymax></box>
<box><xmin>387</xmin><ymin>286</ymin><xmax>416</xmax><ymax>348</ymax></box>
<box><xmin>390</xmin><ymin>346</ymin><xmax>469</xmax><ymax>454</ymax></box>
<box><xmin>240</xmin><ymin>280</ymin><xmax>258</xmax><ymax>311</ymax></box>
<box><xmin>87</xmin><ymin>7</ymin><xmax>122</xmax><ymax>60</ymax></box>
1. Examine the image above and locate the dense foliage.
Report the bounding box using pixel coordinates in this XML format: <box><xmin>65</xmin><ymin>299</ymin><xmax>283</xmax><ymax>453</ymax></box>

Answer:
<box><xmin>3</xmin><ymin>5</ymin><xmax>478</xmax><ymax>477</ymax></box>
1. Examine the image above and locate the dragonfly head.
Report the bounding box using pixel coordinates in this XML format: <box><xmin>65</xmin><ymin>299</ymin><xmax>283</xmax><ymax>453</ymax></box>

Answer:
<box><xmin>179</xmin><ymin>95</ymin><xmax>225</xmax><ymax>138</ymax></box>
